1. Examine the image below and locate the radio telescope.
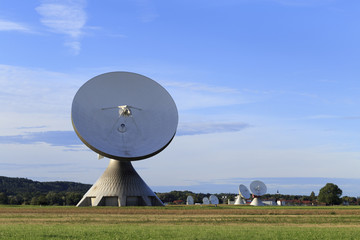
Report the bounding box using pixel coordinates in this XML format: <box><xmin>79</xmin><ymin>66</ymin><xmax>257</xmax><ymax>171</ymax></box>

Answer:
<box><xmin>202</xmin><ymin>197</ymin><xmax>210</xmax><ymax>205</ymax></box>
<box><xmin>235</xmin><ymin>184</ymin><xmax>250</xmax><ymax>205</ymax></box>
<box><xmin>209</xmin><ymin>195</ymin><xmax>219</xmax><ymax>205</ymax></box>
<box><xmin>72</xmin><ymin>72</ymin><xmax>178</xmax><ymax>206</ymax></box>
<box><xmin>186</xmin><ymin>196</ymin><xmax>194</xmax><ymax>205</ymax></box>
<box><xmin>250</xmin><ymin>180</ymin><xmax>267</xmax><ymax>206</ymax></box>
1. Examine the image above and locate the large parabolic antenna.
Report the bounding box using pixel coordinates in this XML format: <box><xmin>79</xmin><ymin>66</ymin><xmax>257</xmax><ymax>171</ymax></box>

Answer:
<box><xmin>250</xmin><ymin>180</ymin><xmax>267</xmax><ymax>206</ymax></box>
<box><xmin>72</xmin><ymin>72</ymin><xmax>178</xmax><ymax>206</ymax></box>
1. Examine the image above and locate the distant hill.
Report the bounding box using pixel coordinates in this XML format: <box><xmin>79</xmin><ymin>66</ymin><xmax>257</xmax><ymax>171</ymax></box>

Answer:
<box><xmin>0</xmin><ymin>176</ymin><xmax>91</xmax><ymax>195</ymax></box>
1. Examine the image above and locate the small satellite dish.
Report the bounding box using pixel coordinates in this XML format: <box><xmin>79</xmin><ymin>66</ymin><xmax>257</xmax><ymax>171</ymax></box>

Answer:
<box><xmin>72</xmin><ymin>71</ymin><xmax>178</xmax><ymax>161</ymax></box>
<box><xmin>250</xmin><ymin>180</ymin><xmax>267</xmax><ymax>196</ymax></box>
<box><xmin>234</xmin><ymin>184</ymin><xmax>250</xmax><ymax>205</ymax></box>
<box><xmin>209</xmin><ymin>195</ymin><xmax>219</xmax><ymax>205</ymax></box>
<box><xmin>186</xmin><ymin>196</ymin><xmax>194</xmax><ymax>205</ymax></box>
<box><xmin>202</xmin><ymin>197</ymin><xmax>210</xmax><ymax>205</ymax></box>
<box><xmin>239</xmin><ymin>184</ymin><xmax>251</xmax><ymax>199</ymax></box>
<box><xmin>250</xmin><ymin>180</ymin><xmax>267</xmax><ymax>206</ymax></box>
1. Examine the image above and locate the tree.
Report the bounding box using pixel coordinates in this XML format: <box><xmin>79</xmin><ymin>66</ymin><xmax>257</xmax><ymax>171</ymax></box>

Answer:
<box><xmin>0</xmin><ymin>192</ymin><xmax>8</xmax><ymax>204</ymax></box>
<box><xmin>46</xmin><ymin>192</ymin><xmax>63</xmax><ymax>205</ymax></box>
<box><xmin>309</xmin><ymin>191</ymin><xmax>316</xmax><ymax>201</ymax></box>
<box><xmin>65</xmin><ymin>192</ymin><xmax>82</xmax><ymax>205</ymax></box>
<box><xmin>318</xmin><ymin>183</ymin><xmax>342</xmax><ymax>205</ymax></box>
<box><xmin>342</xmin><ymin>196</ymin><xmax>357</xmax><ymax>205</ymax></box>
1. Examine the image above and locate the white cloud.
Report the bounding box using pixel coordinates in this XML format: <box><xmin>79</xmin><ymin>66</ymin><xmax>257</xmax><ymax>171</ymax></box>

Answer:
<box><xmin>164</xmin><ymin>81</ymin><xmax>240</xmax><ymax>94</ymax></box>
<box><xmin>0</xmin><ymin>19</ymin><xmax>31</xmax><ymax>32</ymax></box>
<box><xmin>177</xmin><ymin>122</ymin><xmax>250</xmax><ymax>135</ymax></box>
<box><xmin>36</xmin><ymin>0</ymin><xmax>87</xmax><ymax>54</ymax></box>
<box><xmin>163</xmin><ymin>81</ymin><xmax>251</xmax><ymax>111</ymax></box>
<box><xmin>0</xmin><ymin>64</ymin><xmax>88</xmax><ymax>134</ymax></box>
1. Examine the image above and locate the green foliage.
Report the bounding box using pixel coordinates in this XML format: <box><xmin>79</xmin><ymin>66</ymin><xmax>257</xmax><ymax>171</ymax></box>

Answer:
<box><xmin>318</xmin><ymin>183</ymin><xmax>342</xmax><ymax>205</ymax></box>
<box><xmin>0</xmin><ymin>176</ymin><xmax>91</xmax><ymax>195</ymax></box>
<box><xmin>310</xmin><ymin>191</ymin><xmax>316</xmax><ymax>201</ymax></box>
<box><xmin>156</xmin><ymin>191</ymin><xmax>233</xmax><ymax>204</ymax></box>
<box><xmin>342</xmin><ymin>196</ymin><xmax>357</xmax><ymax>205</ymax></box>
<box><xmin>0</xmin><ymin>176</ymin><xmax>90</xmax><ymax>206</ymax></box>
<box><xmin>0</xmin><ymin>192</ymin><xmax>8</xmax><ymax>204</ymax></box>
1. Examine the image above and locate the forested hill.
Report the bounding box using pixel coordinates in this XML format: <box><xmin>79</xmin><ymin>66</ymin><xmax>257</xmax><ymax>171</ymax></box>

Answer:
<box><xmin>0</xmin><ymin>176</ymin><xmax>91</xmax><ymax>195</ymax></box>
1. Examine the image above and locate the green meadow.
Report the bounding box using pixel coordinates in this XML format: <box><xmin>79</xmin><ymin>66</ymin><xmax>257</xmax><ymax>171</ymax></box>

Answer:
<box><xmin>1</xmin><ymin>205</ymin><xmax>360</xmax><ymax>239</ymax></box>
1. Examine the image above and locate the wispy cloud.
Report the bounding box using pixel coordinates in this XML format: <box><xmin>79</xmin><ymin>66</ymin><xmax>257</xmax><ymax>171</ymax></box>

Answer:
<box><xmin>177</xmin><ymin>122</ymin><xmax>251</xmax><ymax>136</ymax></box>
<box><xmin>0</xmin><ymin>131</ymin><xmax>82</xmax><ymax>147</ymax></box>
<box><xmin>0</xmin><ymin>19</ymin><xmax>31</xmax><ymax>32</ymax></box>
<box><xmin>36</xmin><ymin>0</ymin><xmax>87</xmax><ymax>54</ymax></box>
<box><xmin>306</xmin><ymin>115</ymin><xmax>360</xmax><ymax>120</ymax></box>
<box><xmin>164</xmin><ymin>81</ymin><xmax>251</xmax><ymax>111</ymax></box>
<box><xmin>0</xmin><ymin>64</ymin><xmax>83</xmax><ymax>115</ymax></box>
<box><xmin>0</xmin><ymin>122</ymin><xmax>250</xmax><ymax>148</ymax></box>
<box><xmin>0</xmin><ymin>162</ymin><xmax>70</xmax><ymax>171</ymax></box>
<box><xmin>164</xmin><ymin>81</ymin><xmax>240</xmax><ymax>94</ymax></box>
<box><xmin>17</xmin><ymin>126</ymin><xmax>47</xmax><ymax>130</ymax></box>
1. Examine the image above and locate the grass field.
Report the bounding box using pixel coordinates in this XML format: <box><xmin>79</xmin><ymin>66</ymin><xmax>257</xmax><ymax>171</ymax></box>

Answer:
<box><xmin>1</xmin><ymin>205</ymin><xmax>360</xmax><ymax>239</ymax></box>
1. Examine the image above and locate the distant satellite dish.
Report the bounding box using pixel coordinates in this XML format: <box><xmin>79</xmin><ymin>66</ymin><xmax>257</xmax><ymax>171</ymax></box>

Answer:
<box><xmin>202</xmin><ymin>197</ymin><xmax>210</xmax><ymax>205</ymax></box>
<box><xmin>234</xmin><ymin>184</ymin><xmax>250</xmax><ymax>205</ymax></box>
<box><xmin>234</xmin><ymin>195</ymin><xmax>246</xmax><ymax>205</ymax></box>
<box><xmin>250</xmin><ymin>180</ymin><xmax>267</xmax><ymax>196</ymax></box>
<box><xmin>250</xmin><ymin>180</ymin><xmax>267</xmax><ymax>206</ymax></box>
<box><xmin>72</xmin><ymin>71</ymin><xmax>178</xmax><ymax>161</ymax></box>
<box><xmin>186</xmin><ymin>196</ymin><xmax>194</xmax><ymax>205</ymax></box>
<box><xmin>239</xmin><ymin>184</ymin><xmax>251</xmax><ymax>199</ymax></box>
<box><xmin>209</xmin><ymin>195</ymin><xmax>219</xmax><ymax>205</ymax></box>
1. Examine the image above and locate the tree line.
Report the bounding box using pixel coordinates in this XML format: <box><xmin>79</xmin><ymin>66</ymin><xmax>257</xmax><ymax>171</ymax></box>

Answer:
<box><xmin>0</xmin><ymin>176</ymin><xmax>357</xmax><ymax>206</ymax></box>
<box><xmin>157</xmin><ymin>183</ymin><xmax>359</xmax><ymax>206</ymax></box>
<box><xmin>0</xmin><ymin>176</ymin><xmax>90</xmax><ymax>205</ymax></box>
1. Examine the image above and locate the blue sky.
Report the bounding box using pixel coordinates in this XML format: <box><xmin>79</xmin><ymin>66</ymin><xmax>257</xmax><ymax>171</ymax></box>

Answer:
<box><xmin>1</xmin><ymin>0</ymin><xmax>360</xmax><ymax>197</ymax></box>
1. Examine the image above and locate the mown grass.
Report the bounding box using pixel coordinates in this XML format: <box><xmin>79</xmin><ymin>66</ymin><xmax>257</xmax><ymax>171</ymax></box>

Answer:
<box><xmin>1</xmin><ymin>205</ymin><xmax>360</xmax><ymax>239</ymax></box>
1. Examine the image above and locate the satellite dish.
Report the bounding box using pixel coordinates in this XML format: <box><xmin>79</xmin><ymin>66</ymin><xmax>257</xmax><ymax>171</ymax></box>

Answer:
<box><xmin>202</xmin><ymin>197</ymin><xmax>210</xmax><ymax>205</ymax></box>
<box><xmin>250</xmin><ymin>180</ymin><xmax>267</xmax><ymax>206</ymax></box>
<box><xmin>234</xmin><ymin>195</ymin><xmax>244</xmax><ymax>205</ymax></box>
<box><xmin>250</xmin><ymin>180</ymin><xmax>267</xmax><ymax>196</ymax></box>
<box><xmin>186</xmin><ymin>196</ymin><xmax>194</xmax><ymax>205</ymax></box>
<box><xmin>72</xmin><ymin>71</ymin><xmax>178</xmax><ymax>161</ymax></box>
<box><xmin>234</xmin><ymin>184</ymin><xmax>250</xmax><ymax>205</ymax></box>
<box><xmin>239</xmin><ymin>184</ymin><xmax>251</xmax><ymax>199</ymax></box>
<box><xmin>73</xmin><ymin>72</ymin><xmax>178</xmax><ymax>207</ymax></box>
<box><xmin>209</xmin><ymin>195</ymin><xmax>219</xmax><ymax>205</ymax></box>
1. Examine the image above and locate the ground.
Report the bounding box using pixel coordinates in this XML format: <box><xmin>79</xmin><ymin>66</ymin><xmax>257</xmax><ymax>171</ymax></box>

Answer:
<box><xmin>1</xmin><ymin>205</ymin><xmax>360</xmax><ymax>239</ymax></box>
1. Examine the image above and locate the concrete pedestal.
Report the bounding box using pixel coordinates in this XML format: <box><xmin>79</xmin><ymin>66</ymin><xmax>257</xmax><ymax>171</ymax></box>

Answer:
<box><xmin>77</xmin><ymin>159</ymin><xmax>163</xmax><ymax>207</ymax></box>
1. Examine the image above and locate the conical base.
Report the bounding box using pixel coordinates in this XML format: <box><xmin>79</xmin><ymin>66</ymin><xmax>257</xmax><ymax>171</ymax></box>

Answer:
<box><xmin>234</xmin><ymin>195</ymin><xmax>246</xmax><ymax>205</ymax></box>
<box><xmin>250</xmin><ymin>197</ymin><xmax>264</xmax><ymax>206</ymax></box>
<box><xmin>77</xmin><ymin>159</ymin><xmax>163</xmax><ymax>207</ymax></box>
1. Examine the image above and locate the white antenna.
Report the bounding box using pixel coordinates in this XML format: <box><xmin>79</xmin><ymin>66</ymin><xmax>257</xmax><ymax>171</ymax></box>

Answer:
<box><xmin>72</xmin><ymin>72</ymin><xmax>178</xmax><ymax>206</ymax></box>
<box><xmin>186</xmin><ymin>196</ymin><xmax>194</xmax><ymax>205</ymax></box>
<box><xmin>209</xmin><ymin>195</ymin><xmax>219</xmax><ymax>205</ymax></box>
<box><xmin>202</xmin><ymin>197</ymin><xmax>210</xmax><ymax>205</ymax></box>
<box><xmin>249</xmin><ymin>180</ymin><xmax>267</xmax><ymax>206</ymax></box>
<box><xmin>235</xmin><ymin>184</ymin><xmax>250</xmax><ymax>205</ymax></box>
